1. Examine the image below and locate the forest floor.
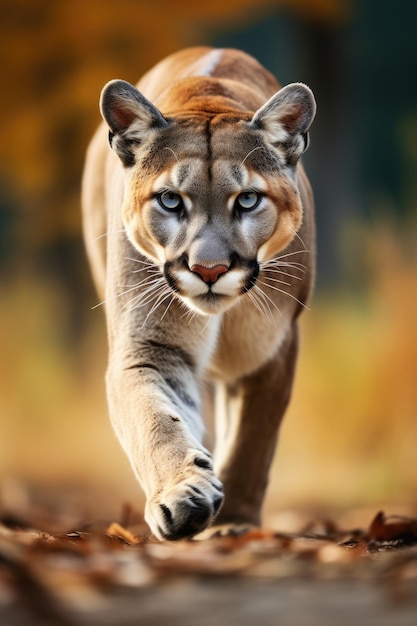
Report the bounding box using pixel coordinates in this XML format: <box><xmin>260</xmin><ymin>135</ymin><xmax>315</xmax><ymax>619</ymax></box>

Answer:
<box><xmin>1</xmin><ymin>487</ymin><xmax>417</xmax><ymax>626</ymax></box>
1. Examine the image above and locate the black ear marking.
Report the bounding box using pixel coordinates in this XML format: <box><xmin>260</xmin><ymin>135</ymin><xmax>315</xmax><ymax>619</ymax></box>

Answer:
<box><xmin>108</xmin><ymin>130</ymin><xmax>114</xmax><ymax>148</ymax></box>
<box><xmin>116</xmin><ymin>140</ymin><xmax>137</xmax><ymax>167</ymax></box>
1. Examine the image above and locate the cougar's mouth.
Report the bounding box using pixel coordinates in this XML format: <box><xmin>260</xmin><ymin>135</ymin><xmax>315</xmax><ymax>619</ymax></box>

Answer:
<box><xmin>163</xmin><ymin>257</ymin><xmax>259</xmax><ymax>315</ymax></box>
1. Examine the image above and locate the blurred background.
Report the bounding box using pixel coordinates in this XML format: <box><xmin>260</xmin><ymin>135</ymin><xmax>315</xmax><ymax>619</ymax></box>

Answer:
<box><xmin>0</xmin><ymin>0</ymin><xmax>416</xmax><ymax>523</ymax></box>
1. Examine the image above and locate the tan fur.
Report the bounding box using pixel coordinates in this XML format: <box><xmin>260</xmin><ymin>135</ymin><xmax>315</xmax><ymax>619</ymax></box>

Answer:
<box><xmin>82</xmin><ymin>47</ymin><xmax>316</xmax><ymax>540</ymax></box>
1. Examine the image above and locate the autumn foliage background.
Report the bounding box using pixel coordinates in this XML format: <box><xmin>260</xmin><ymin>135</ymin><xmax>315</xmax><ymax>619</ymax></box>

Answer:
<box><xmin>1</xmin><ymin>0</ymin><xmax>416</xmax><ymax>520</ymax></box>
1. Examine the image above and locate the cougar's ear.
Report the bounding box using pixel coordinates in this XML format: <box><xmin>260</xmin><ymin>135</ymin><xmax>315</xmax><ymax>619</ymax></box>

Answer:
<box><xmin>250</xmin><ymin>83</ymin><xmax>316</xmax><ymax>165</ymax></box>
<box><xmin>100</xmin><ymin>79</ymin><xmax>168</xmax><ymax>166</ymax></box>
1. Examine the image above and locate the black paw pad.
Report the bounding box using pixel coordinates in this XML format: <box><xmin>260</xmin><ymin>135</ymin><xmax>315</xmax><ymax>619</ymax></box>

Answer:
<box><xmin>213</xmin><ymin>495</ymin><xmax>224</xmax><ymax>514</ymax></box>
<box><xmin>159</xmin><ymin>504</ymin><xmax>174</xmax><ymax>526</ymax></box>
<box><xmin>194</xmin><ymin>457</ymin><xmax>212</xmax><ymax>469</ymax></box>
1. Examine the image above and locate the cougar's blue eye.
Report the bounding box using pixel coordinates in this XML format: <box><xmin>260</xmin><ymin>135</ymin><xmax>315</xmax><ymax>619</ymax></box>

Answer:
<box><xmin>235</xmin><ymin>191</ymin><xmax>261</xmax><ymax>211</ymax></box>
<box><xmin>158</xmin><ymin>191</ymin><xmax>183</xmax><ymax>211</ymax></box>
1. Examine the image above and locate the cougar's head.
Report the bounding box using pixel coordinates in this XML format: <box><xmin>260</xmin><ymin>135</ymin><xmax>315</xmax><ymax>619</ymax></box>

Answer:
<box><xmin>100</xmin><ymin>78</ymin><xmax>316</xmax><ymax>315</ymax></box>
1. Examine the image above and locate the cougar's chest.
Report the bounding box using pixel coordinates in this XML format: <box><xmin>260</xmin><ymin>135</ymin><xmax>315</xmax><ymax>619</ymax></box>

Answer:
<box><xmin>206</xmin><ymin>297</ymin><xmax>290</xmax><ymax>384</ymax></box>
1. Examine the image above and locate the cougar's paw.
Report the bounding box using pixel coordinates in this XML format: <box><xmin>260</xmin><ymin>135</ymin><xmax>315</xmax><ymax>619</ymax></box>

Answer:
<box><xmin>145</xmin><ymin>452</ymin><xmax>224</xmax><ymax>541</ymax></box>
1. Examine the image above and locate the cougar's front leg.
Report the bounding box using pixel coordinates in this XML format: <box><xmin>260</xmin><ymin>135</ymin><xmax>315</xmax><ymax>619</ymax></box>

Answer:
<box><xmin>213</xmin><ymin>324</ymin><xmax>299</xmax><ymax>527</ymax></box>
<box><xmin>106</xmin><ymin>319</ymin><xmax>224</xmax><ymax>541</ymax></box>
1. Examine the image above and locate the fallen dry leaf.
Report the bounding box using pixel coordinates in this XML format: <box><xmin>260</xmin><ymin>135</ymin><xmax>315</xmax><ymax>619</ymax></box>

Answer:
<box><xmin>105</xmin><ymin>522</ymin><xmax>144</xmax><ymax>545</ymax></box>
<box><xmin>369</xmin><ymin>511</ymin><xmax>417</xmax><ymax>545</ymax></box>
<box><xmin>1</xmin><ymin>486</ymin><xmax>417</xmax><ymax>625</ymax></box>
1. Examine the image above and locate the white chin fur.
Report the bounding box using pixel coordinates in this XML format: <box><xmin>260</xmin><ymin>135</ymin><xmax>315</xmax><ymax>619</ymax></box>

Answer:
<box><xmin>180</xmin><ymin>293</ymin><xmax>237</xmax><ymax>316</ymax></box>
<box><xmin>174</xmin><ymin>269</ymin><xmax>245</xmax><ymax>315</ymax></box>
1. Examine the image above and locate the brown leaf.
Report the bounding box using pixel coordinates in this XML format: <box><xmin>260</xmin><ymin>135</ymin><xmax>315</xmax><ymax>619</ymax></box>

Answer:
<box><xmin>106</xmin><ymin>522</ymin><xmax>143</xmax><ymax>545</ymax></box>
<box><xmin>369</xmin><ymin>511</ymin><xmax>417</xmax><ymax>545</ymax></box>
<box><xmin>318</xmin><ymin>541</ymin><xmax>368</xmax><ymax>563</ymax></box>
<box><xmin>144</xmin><ymin>538</ymin><xmax>255</xmax><ymax>576</ymax></box>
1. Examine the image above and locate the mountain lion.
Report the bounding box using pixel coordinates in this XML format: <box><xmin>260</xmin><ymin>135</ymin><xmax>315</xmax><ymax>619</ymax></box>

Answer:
<box><xmin>82</xmin><ymin>47</ymin><xmax>316</xmax><ymax>540</ymax></box>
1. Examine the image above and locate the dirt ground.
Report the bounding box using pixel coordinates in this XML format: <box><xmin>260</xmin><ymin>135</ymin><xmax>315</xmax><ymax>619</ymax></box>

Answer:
<box><xmin>1</xmin><ymin>488</ymin><xmax>417</xmax><ymax>626</ymax></box>
<box><xmin>4</xmin><ymin>577</ymin><xmax>417</xmax><ymax>626</ymax></box>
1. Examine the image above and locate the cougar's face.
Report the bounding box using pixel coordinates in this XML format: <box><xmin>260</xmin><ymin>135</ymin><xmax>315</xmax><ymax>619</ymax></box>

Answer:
<box><xmin>100</xmin><ymin>75</ymin><xmax>315</xmax><ymax>315</ymax></box>
<box><xmin>122</xmin><ymin>120</ymin><xmax>303</xmax><ymax>316</ymax></box>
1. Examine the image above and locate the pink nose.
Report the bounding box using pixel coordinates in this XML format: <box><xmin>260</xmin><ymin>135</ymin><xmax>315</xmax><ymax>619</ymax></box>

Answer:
<box><xmin>190</xmin><ymin>264</ymin><xmax>228</xmax><ymax>284</ymax></box>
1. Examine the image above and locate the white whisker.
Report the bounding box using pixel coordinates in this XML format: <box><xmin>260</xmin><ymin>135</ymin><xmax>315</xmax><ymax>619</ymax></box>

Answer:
<box><xmin>264</xmin><ymin>249</ymin><xmax>308</xmax><ymax>263</ymax></box>
<box><xmin>180</xmin><ymin>306</ymin><xmax>197</xmax><ymax>324</ymax></box>
<box><xmin>253</xmin><ymin>285</ymin><xmax>282</xmax><ymax>319</ymax></box>
<box><xmin>131</xmin><ymin>267</ymin><xmax>160</xmax><ymax>274</ymax></box>
<box><xmin>92</xmin><ymin>261</ymin><xmax>163</xmax><ymax>310</ymax></box>
<box><xmin>264</xmin><ymin>268</ymin><xmax>302</xmax><ymax>281</ymax></box>
<box><xmin>122</xmin><ymin>256</ymin><xmax>159</xmax><ymax>269</ymax></box>
<box><xmin>159</xmin><ymin>295</ymin><xmax>175</xmax><ymax>321</ymax></box>
<box><xmin>257</xmin><ymin>279</ymin><xmax>310</xmax><ymax>310</ymax></box>
<box><xmin>246</xmin><ymin>288</ymin><xmax>271</xmax><ymax>320</ymax></box>
<box><xmin>289</xmin><ymin>227</ymin><xmax>310</xmax><ymax>253</ymax></box>
<box><xmin>142</xmin><ymin>290</ymin><xmax>172</xmax><ymax>328</ymax></box>
<box><xmin>240</xmin><ymin>146</ymin><xmax>263</xmax><ymax>167</ymax></box>
<box><xmin>163</xmin><ymin>146</ymin><xmax>180</xmax><ymax>164</ymax></box>
<box><xmin>94</xmin><ymin>229</ymin><xmax>126</xmax><ymax>242</ymax></box>
<box><xmin>91</xmin><ymin>300</ymin><xmax>106</xmax><ymax>311</ymax></box>
<box><xmin>261</xmin><ymin>258</ymin><xmax>306</xmax><ymax>274</ymax></box>
<box><xmin>121</xmin><ymin>279</ymin><xmax>167</xmax><ymax>316</ymax></box>
<box><xmin>123</xmin><ymin>287</ymin><xmax>168</xmax><ymax>319</ymax></box>
<box><xmin>118</xmin><ymin>274</ymin><xmax>164</xmax><ymax>291</ymax></box>
<box><xmin>109</xmin><ymin>277</ymin><xmax>163</xmax><ymax>306</ymax></box>
<box><xmin>263</xmin><ymin>275</ymin><xmax>291</xmax><ymax>287</ymax></box>
<box><xmin>197</xmin><ymin>316</ymin><xmax>211</xmax><ymax>337</ymax></box>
